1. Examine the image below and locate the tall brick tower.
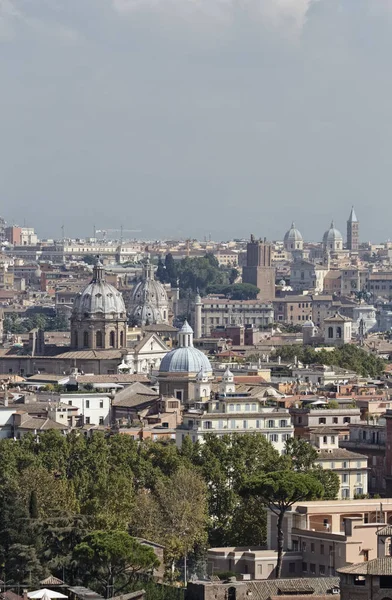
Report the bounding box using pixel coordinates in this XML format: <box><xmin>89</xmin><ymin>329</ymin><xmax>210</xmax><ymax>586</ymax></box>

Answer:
<box><xmin>242</xmin><ymin>234</ymin><xmax>275</xmax><ymax>302</ymax></box>
<box><xmin>347</xmin><ymin>206</ymin><xmax>359</xmax><ymax>251</ymax></box>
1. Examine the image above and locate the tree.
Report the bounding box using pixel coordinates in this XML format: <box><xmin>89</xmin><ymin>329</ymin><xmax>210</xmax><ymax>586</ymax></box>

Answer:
<box><xmin>156</xmin><ymin>258</ymin><xmax>167</xmax><ymax>283</ymax></box>
<box><xmin>241</xmin><ymin>471</ymin><xmax>323</xmax><ymax>579</ymax></box>
<box><xmin>73</xmin><ymin>531</ymin><xmax>159</xmax><ymax>597</ymax></box>
<box><xmin>283</xmin><ymin>438</ymin><xmax>318</xmax><ymax>471</ymax></box>
<box><xmin>312</xmin><ymin>467</ymin><xmax>340</xmax><ymax>500</ymax></box>
<box><xmin>130</xmin><ymin>466</ymin><xmax>208</xmax><ymax>578</ymax></box>
<box><xmin>29</xmin><ymin>490</ymin><xmax>39</xmax><ymax>519</ymax></box>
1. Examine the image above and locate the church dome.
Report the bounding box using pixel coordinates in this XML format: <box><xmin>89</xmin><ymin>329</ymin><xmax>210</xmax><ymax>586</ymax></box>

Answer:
<box><xmin>72</xmin><ymin>260</ymin><xmax>126</xmax><ymax>320</ymax></box>
<box><xmin>129</xmin><ymin>258</ymin><xmax>169</xmax><ymax>326</ymax></box>
<box><xmin>159</xmin><ymin>320</ymin><xmax>212</xmax><ymax>374</ymax></box>
<box><xmin>323</xmin><ymin>221</ymin><xmax>343</xmax><ymax>247</ymax></box>
<box><xmin>284</xmin><ymin>222</ymin><xmax>303</xmax><ymax>251</ymax></box>
<box><xmin>284</xmin><ymin>222</ymin><xmax>303</xmax><ymax>244</ymax></box>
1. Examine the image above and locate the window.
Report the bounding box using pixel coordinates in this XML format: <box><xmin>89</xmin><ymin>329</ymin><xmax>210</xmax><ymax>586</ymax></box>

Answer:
<box><xmin>100</xmin><ymin>400</ymin><xmax>104</xmax><ymax>408</ymax></box>
<box><xmin>96</xmin><ymin>330</ymin><xmax>103</xmax><ymax>348</ymax></box>
<box><xmin>86</xmin><ymin>400</ymin><xmax>90</xmax><ymax>409</ymax></box>
<box><xmin>99</xmin><ymin>417</ymin><xmax>104</xmax><ymax>425</ymax></box>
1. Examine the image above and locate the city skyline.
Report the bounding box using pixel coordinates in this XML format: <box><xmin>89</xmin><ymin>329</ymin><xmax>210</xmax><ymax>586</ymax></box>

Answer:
<box><xmin>1</xmin><ymin>0</ymin><xmax>392</xmax><ymax>239</ymax></box>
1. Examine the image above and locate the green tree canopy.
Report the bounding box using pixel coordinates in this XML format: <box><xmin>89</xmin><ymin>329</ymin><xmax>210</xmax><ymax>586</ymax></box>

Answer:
<box><xmin>73</xmin><ymin>531</ymin><xmax>159</xmax><ymax>597</ymax></box>
<box><xmin>241</xmin><ymin>471</ymin><xmax>324</xmax><ymax>578</ymax></box>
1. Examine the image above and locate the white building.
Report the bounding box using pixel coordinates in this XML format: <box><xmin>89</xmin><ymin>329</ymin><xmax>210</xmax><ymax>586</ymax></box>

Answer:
<box><xmin>118</xmin><ymin>332</ymin><xmax>170</xmax><ymax>374</ymax></box>
<box><xmin>176</xmin><ymin>367</ymin><xmax>293</xmax><ymax>453</ymax></box>
<box><xmin>194</xmin><ymin>298</ymin><xmax>274</xmax><ymax>337</ymax></box>
<box><xmin>311</xmin><ymin>429</ymin><xmax>368</xmax><ymax>499</ymax></box>
<box><xmin>60</xmin><ymin>393</ymin><xmax>111</xmax><ymax>426</ymax></box>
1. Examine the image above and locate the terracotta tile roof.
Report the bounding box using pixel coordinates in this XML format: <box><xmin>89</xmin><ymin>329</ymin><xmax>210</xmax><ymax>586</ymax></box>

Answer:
<box><xmin>338</xmin><ymin>557</ymin><xmax>392</xmax><ymax>575</ymax></box>
<box><xmin>40</xmin><ymin>575</ymin><xmax>65</xmax><ymax>585</ymax></box>
<box><xmin>244</xmin><ymin>577</ymin><xmax>340</xmax><ymax>600</ymax></box>
<box><xmin>316</xmin><ymin>448</ymin><xmax>367</xmax><ymax>460</ymax></box>
<box><xmin>78</xmin><ymin>374</ymin><xmax>149</xmax><ymax>383</ymax></box>
<box><xmin>17</xmin><ymin>416</ymin><xmax>68</xmax><ymax>431</ymax></box>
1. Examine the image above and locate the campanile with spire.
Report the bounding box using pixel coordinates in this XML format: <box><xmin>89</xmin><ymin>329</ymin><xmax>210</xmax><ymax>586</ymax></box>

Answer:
<box><xmin>347</xmin><ymin>206</ymin><xmax>359</xmax><ymax>251</ymax></box>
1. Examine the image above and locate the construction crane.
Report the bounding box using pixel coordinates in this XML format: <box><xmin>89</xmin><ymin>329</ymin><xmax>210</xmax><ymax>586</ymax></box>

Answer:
<box><xmin>95</xmin><ymin>227</ymin><xmax>142</xmax><ymax>243</ymax></box>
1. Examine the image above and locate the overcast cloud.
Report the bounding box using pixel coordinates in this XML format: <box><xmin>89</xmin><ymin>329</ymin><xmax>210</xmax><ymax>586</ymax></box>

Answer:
<box><xmin>1</xmin><ymin>0</ymin><xmax>391</xmax><ymax>241</ymax></box>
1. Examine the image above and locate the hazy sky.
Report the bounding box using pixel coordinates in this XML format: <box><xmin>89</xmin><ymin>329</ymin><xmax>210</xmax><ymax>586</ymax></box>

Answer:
<box><xmin>1</xmin><ymin>0</ymin><xmax>392</xmax><ymax>242</ymax></box>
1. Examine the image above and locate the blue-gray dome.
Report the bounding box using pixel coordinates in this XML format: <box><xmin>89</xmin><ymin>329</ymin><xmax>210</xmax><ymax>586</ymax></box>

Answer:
<box><xmin>323</xmin><ymin>220</ymin><xmax>343</xmax><ymax>245</ymax></box>
<box><xmin>160</xmin><ymin>347</ymin><xmax>212</xmax><ymax>374</ymax></box>
<box><xmin>159</xmin><ymin>320</ymin><xmax>212</xmax><ymax>374</ymax></box>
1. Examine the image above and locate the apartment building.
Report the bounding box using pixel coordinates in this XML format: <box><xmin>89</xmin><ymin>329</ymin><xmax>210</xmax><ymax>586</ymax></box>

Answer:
<box><xmin>268</xmin><ymin>499</ymin><xmax>392</xmax><ymax>576</ymax></box>
<box><xmin>197</xmin><ymin>298</ymin><xmax>274</xmax><ymax>337</ymax></box>
<box><xmin>340</xmin><ymin>422</ymin><xmax>386</xmax><ymax>495</ymax></box>
<box><xmin>177</xmin><ymin>398</ymin><xmax>293</xmax><ymax>454</ymax></box>
<box><xmin>311</xmin><ymin>430</ymin><xmax>368</xmax><ymax>499</ymax></box>
<box><xmin>273</xmin><ymin>295</ymin><xmax>313</xmax><ymax>323</ymax></box>
<box><xmin>58</xmin><ymin>393</ymin><xmax>112</xmax><ymax>426</ymax></box>
<box><xmin>290</xmin><ymin>406</ymin><xmax>362</xmax><ymax>441</ymax></box>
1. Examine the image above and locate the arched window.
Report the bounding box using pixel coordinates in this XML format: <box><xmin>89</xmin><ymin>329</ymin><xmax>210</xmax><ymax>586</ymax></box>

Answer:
<box><xmin>328</xmin><ymin>326</ymin><xmax>333</xmax><ymax>339</ymax></box>
<box><xmin>228</xmin><ymin>587</ymin><xmax>236</xmax><ymax>600</ymax></box>
<box><xmin>109</xmin><ymin>331</ymin><xmax>115</xmax><ymax>347</ymax></box>
<box><xmin>83</xmin><ymin>331</ymin><xmax>89</xmax><ymax>348</ymax></box>
<box><xmin>120</xmin><ymin>331</ymin><xmax>124</xmax><ymax>347</ymax></box>
<box><xmin>96</xmin><ymin>331</ymin><xmax>103</xmax><ymax>348</ymax></box>
<box><xmin>336</xmin><ymin>326</ymin><xmax>342</xmax><ymax>339</ymax></box>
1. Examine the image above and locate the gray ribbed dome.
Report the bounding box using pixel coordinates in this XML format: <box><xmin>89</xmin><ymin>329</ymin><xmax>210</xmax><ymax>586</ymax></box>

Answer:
<box><xmin>159</xmin><ymin>320</ymin><xmax>212</xmax><ymax>374</ymax></box>
<box><xmin>128</xmin><ymin>258</ymin><xmax>169</xmax><ymax>326</ymax></box>
<box><xmin>323</xmin><ymin>221</ymin><xmax>343</xmax><ymax>245</ymax></box>
<box><xmin>72</xmin><ymin>261</ymin><xmax>126</xmax><ymax>320</ymax></box>
<box><xmin>284</xmin><ymin>222</ymin><xmax>303</xmax><ymax>244</ymax></box>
